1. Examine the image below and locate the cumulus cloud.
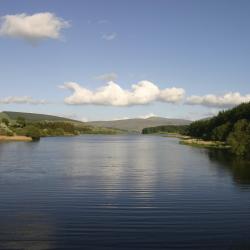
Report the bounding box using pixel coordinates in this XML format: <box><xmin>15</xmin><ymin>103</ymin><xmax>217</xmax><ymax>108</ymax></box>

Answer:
<box><xmin>101</xmin><ymin>32</ymin><xmax>116</xmax><ymax>41</ymax></box>
<box><xmin>159</xmin><ymin>88</ymin><xmax>186</xmax><ymax>103</ymax></box>
<box><xmin>95</xmin><ymin>72</ymin><xmax>118</xmax><ymax>82</ymax></box>
<box><xmin>0</xmin><ymin>12</ymin><xmax>70</xmax><ymax>43</ymax></box>
<box><xmin>0</xmin><ymin>96</ymin><xmax>47</xmax><ymax>105</ymax></box>
<box><xmin>186</xmin><ymin>92</ymin><xmax>250</xmax><ymax>108</ymax></box>
<box><xmin>60</xmin><ymin>81</ymin><xmax>185</xmax><ymax>106</ymax></box>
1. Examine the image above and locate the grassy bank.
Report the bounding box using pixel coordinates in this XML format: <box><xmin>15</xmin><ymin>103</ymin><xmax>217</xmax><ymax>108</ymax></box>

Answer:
<box><xmin>179</xmin><ymin>138</ymin><xmax>230</xmax><ymax>149</ymax></box>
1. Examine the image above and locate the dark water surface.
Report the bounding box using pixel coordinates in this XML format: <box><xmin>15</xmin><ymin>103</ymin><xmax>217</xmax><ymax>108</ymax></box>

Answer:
<box><xmin>0</xmin><ymin>135</ymin><xmax>250</xmax><ymax>249</ymax></box>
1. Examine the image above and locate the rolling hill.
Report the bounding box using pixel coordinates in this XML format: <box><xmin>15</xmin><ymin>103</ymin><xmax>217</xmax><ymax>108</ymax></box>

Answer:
<box><xmin>0</xmin><ymin>111</ymin><xmax>191</xmax><ymax>133</ymax></box>
<box><xmin>0</xmin><ymin>111</ymin><xmax>81</xmax><ymax>124</ymax></box>
<box><xmin>86</xmin><ymin>117</ymin><xmax>191</xmax><ymax>133</ymax></box>
<box><xmin>0</xmin><ymin>111</ymin><xmax>127</xmax><ymax>135</ymax></box>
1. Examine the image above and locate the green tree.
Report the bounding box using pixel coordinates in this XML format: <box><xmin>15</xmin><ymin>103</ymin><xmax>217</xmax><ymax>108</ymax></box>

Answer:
<box><xmin>211</xmin><ymin>122</ymin><xmax>231</xmax><ymax>141</ymax></box>
<box><xmin>54</xmin><ymin>128</ymin><xmax>65</xmax><ymax>136</ymax></box>
<box><xmin>1</xmin><ymin>118</ymin><xmax>10</xmax><ymax>126</ymax></box>
<box><xmin>16</xmin><ymin>116</ymin><xmax>26</xmax><ymax>128</ymax></box>
<box><xmin>25</xmin><ymin>125</ymin><xmax>41</xmax><ymax>140</ymax></box>
<box><xmin>227</xmin><ymin>119</ymin><xmax>250</xmax><ymax>157</ymax></box>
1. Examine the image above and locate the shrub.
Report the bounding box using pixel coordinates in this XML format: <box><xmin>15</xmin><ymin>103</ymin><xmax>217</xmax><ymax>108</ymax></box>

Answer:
<box><xmin>0</xmin><ymin>124</ymin><xmax>14</xmax><ymax>136</ymax></box>
<box><xmin>1</xmin><ymin>118</ymin><xmax>10</xmax><ymax>126</ymax></box>
<box><xmin>25</xmin><ymin>125</ymin><xmax>41</xmax><ymax>140</ymax></box>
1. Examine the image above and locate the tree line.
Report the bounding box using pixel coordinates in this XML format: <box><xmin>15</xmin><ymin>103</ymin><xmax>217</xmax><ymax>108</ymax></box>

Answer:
<box><xmin>0</xmin><ymin>117</ymin><xmax>122</xmax><ymax>140</ymax></box>
<box><xmin>186</xmin><ymin>102</ymin><xmax>250</xmax><ymax>157</ymax></box>
<box><xmin>141</xmin><ymin>102</ymin><xmax>250</xmax><ymax>158</ymax></box>
<box><xmin>142</xmin><ymin>125</ymin><xmax>188</xmax><ymax>134</ymax></box>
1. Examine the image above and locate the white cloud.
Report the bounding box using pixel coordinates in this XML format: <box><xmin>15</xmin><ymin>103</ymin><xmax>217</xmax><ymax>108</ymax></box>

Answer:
<box><xmin>160</xmin><ymin>88</ymin><xmax>186</xmax><ymax>103</ymax></box>
<box><xmin>186</xmin><ymin>92</ymin><xmax>250</xmax><ymax>108</ymax></box>
<box><xmin>139</xmin><ymin>113</ymin><xmax>157</xmax><ymax>119</ymax></box>
<box><xmin>109</xmin><ymin>116</ymin><xmax>130</xmax><ymax>121</ymax></box>
<box><xmin>0</xmin><ymin>96</ymin><xmax>47</xmax><ymax>105</ymax></box>
<box><xmin>95</xmin><ymin>72</ymin><xmax>118</xmax><ymax>82</ymax></box>
<box><xmin>60</xmin><ymin>81</ymin><xmax>185</xmax><ymax>106</ymax></box>
<box><xmin>0</xmin><ymin>12</ymin><xmax>70</xmax><ymax>43</ymax></box>
<box><xmin>101</xmin><ymin>32</ymin><xmax>116</xmax><ymax>41</ymax></box>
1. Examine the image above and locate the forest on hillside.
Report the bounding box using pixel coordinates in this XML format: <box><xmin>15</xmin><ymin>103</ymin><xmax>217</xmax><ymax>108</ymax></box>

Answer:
<box><xmin>142</xmin><ymin>102</ymin><xmax>250</xmax><ymax>158</ymax></box>
<box><xmin>187</xmin><ymin>102</ymin><xmax>250</xmax><ymax>157</ymax></box>
<box><xmin>0</xmin><ymin>117</ymin><xmax>123</xmax><ymax>140</ymax></box>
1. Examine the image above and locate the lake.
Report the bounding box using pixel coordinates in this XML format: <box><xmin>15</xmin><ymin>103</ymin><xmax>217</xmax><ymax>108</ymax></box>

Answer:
<box><xmin>0</xmin><ymin>135</ymin><xmax>250</xmax><ymax>249</ymax></box>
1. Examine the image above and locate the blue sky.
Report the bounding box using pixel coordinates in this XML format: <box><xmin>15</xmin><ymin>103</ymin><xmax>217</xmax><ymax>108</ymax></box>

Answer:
<box><xmin>0</xmin><ymin>0</ymin><xmax>250</xmax><ymax>121</ymax></box>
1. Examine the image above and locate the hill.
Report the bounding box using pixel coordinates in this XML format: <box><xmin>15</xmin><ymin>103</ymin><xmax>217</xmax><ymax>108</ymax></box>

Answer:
<box><xmin>87</xmin><ymin>117</ymin><xmax>191</xmax><ymax>133</ymax></box>
<box><xmin>0</xmin><ymin>111</ymin><xmax>125</xmax><ymax>138</ymax></box>
<box><xmin>1</xmin><ymin>111</ymin><xmax>80</xmax><ymax>123</ymax></box>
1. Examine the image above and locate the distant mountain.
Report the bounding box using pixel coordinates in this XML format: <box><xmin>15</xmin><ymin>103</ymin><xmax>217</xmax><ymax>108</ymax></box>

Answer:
<box><xmin>86</xmin><ymin>117</ymin><xmax>191</xmax><ymax>133</ymax></box>
<box><xmin>0</xmin><ymin>111</ymin><xmax>82</xmax><ymax>124</ymax></box>
<box><xmin>0</xmin><ymin>112</ymin><xmax>191</xmax><ymax>133</ymax></box>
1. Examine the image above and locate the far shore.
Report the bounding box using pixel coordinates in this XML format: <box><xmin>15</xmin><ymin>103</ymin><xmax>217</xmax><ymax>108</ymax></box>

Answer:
<box><xmin>0</xmin><ymin>135</ymin><xmax>32</xmax><ymax>142</ymax></box>
<box><xmin>0</xmin><ymin>134</ymin><xmax>232</xmax><ymax>151</ymax></box>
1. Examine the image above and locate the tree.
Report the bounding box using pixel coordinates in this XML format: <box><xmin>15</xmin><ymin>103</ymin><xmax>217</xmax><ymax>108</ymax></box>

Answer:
<box><xmin>16</xmin><ymin>116</ymin><xmax>26</xmax><ymax>128</ymax></box>
<box><xmin>187</xmin><ymin>101</ymin><xmax>250</xmax><ymax>141</ymax></box>
<box><xmin>142</xmin><ymin>125</ymin><xmax>188</xmax><ymax>134</ymax></box>
<box><xmin>54</xmin><ymin>128</ymin><xmax>65</xmax><ymax>136</ymax></box>
<box><xmin>25</xmin><ymin>125</ymin><xmax>41</xmax><ymax>140</ymax></box>
<box><xmin>227</xmin><ymin>119</ymin><xmax>250</xmax><ymax>157</ymax></box>
<box><xmin>211</xmin><ymin>122</ymin><xmax>231</xmax><ymax>141</ymax></box>
<box><xmin>1</xmin><ymin>118</ymin><xmax>10</xmax><ymax>126</ymax></box>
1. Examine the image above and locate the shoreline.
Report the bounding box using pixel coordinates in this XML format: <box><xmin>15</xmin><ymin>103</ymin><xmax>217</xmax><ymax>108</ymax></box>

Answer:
<box><xmin>0</xmin><ymin>134</ymin><xmax>232</xmax><ymax>151</ymax></box>
<box><xmin>179</xmin><ymin>138</ymin><xmax>230</xmax><ymax>149</ymax></box>
<box><xmin>0</xmin><ymin>135</ymin><xmax>32</xmax><ymax>142</ymax></box>
<box><xmin>143</xmin><ymin>132</ymin><xmax>190</xmax><ymax>139</ymax></box>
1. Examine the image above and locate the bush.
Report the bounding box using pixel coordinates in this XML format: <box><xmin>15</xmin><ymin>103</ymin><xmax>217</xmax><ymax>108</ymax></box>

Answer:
<box><xmin>0</xmin><ymin>124</ymin><xmax>14</xmax><ymax>136</ymax></box>
<box><xmin>1</xmin><ymin>118</ymin><xmax>10</xmax><ymax>126</ymax></box>
<box><xmin>25</xmin><ymin>125</ymin><xmax>41</xmax><ymax>140</ymax></box>
<box><xmin>14</xmin><ymin>128</ymin><xmax>26</xmax><ymax>136</ymax></box>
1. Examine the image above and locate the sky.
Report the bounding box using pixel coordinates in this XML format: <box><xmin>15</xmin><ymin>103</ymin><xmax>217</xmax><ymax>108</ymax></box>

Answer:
<box><xmin>0</xmin><ymin>0</ymin><xmax>250</xmax><ymax>121</ymax></box>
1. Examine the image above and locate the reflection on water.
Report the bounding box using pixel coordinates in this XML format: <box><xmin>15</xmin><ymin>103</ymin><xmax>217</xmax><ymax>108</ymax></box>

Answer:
<box><xmin>0</xmin><ymin>135</ymin><xmax>250</xmax><ymax>249</ymax></box>
<box><xmin>207</xmin><ymin>149</ymin><xmax>250</xmax><ymax>185</ymax></box>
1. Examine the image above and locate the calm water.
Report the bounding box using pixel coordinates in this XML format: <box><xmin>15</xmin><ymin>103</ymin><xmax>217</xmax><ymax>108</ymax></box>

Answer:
<box><xmin>0</xmin><ymin>135</ymin><xmax>250</xmax><ymax>249</ymax></box>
